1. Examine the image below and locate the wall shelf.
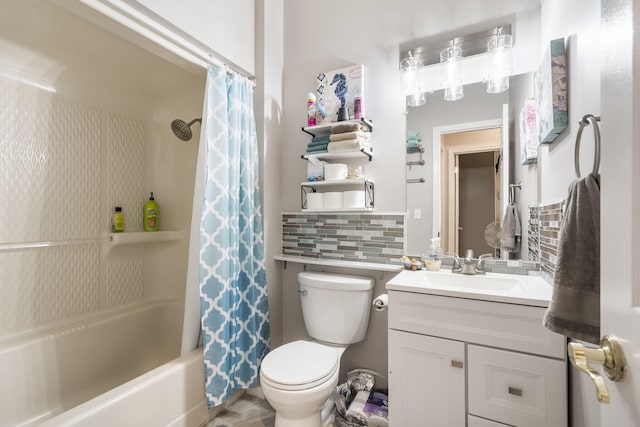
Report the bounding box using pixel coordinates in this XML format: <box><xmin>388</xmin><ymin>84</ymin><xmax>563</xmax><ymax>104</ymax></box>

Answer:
<box><xmin>274</xmin><ymin>254</ymin><xmax>402</xmax><ymax>272</ymax></box>
<box><xmin>301</xmin><ymin>118</ymin><xmax>373</xmax><ymax>138</ymax></box>
<box><xmin>301</xmin><ymin>148</ymin><xmax>373</xmax><ymax>162</ymax></box>
<box><xmin>108</xmin><ymin>231</ymin><xmax>182</xmax><ymax>247</ymax></box>
<box><xmin>300</xmin><ymin>178</ymin><xmax>372</xmax><ymax>187</ymax></box>
<box><xmin>301</xmin><ymin>179</ymin><xmax>374</xmax><ymax>211</ymax></box>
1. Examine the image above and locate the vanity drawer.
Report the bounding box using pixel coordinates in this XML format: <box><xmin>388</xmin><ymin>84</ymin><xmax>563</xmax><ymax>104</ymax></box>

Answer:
<box><xmin>388</xmin><ymin>291</ymin><xmax>565</xmax><ymax>358</ymax></box>
<box><xmin>468</xmin><ymin>345</ymin><xmax>567</xmax><ymax>427</ymax></box>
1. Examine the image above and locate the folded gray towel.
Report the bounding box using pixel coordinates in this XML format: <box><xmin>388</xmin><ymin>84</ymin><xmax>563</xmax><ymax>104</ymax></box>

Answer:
<box><xmin>500</xmin><ymin>203</ymin><xmax>521</xmax><ymax>252</ymax></box>
<box><xmin>544</xmin><ymin>173</ymin><xmax>600</xmax><ymax>344</ymax></box>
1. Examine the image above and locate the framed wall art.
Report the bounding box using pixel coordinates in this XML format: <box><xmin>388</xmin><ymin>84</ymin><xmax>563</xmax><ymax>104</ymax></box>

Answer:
<box><xmin>316</xmin><ymin>64</ymin><xmax>364</xmax><ymax>124</ymax></box>
<box><xmin>535</xmin><ymin>38</ymin><xmax>568</xmax><ymax>144</ymax></box>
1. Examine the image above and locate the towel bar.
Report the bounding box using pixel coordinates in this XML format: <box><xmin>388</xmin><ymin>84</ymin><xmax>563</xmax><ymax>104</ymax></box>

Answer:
<box><xmin>575</xmin><ymin>114</ymin><xmax>601</xmax><ymax>177</ymax></box>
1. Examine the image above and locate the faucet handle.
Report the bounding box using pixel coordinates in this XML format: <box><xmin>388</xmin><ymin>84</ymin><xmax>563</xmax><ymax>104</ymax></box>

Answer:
<box><xmin>464</xmin><ymin>249</ymin><xmax>474</xmax><ymax>260</ymax></box>
<box><xmin>475</xmin><ymin>253</ymin><xmax>494</xmax><ymax>273</ymax></box>
<box><xmin>447</xmin><ymin>252</ymin><xmax>461</xmax><ymax>270</ymax></box>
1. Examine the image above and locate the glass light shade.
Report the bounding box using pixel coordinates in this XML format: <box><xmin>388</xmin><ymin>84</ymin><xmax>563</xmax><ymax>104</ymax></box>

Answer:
<box><xmin>440</xmin><ymin>43</ymin><xmax>463</xmax><ymax>101</ymax></box>
<box><xmin>486</xmin><ymin>33</ymin><xmax>513</xmax><ymax>93</ymax></box>
<box><xmin>400</xmin><ymin>56</ymin><xmax>421</xmax><ymax>96</ymax></box>
<box><xmin>407</xmin><ymin>92</ymin><xmax>427</xmax><ymax>107</ymax></box>
<box><xmin>444</xmin><ymin>85</ymin><xmax>464</xmax><ymax>101</ymax></box>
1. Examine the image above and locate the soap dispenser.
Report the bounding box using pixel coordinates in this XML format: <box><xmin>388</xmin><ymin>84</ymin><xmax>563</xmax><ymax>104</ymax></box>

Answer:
<box><xmin>429</xmin><ymin>237</ymin><xmax>442</xmax><ymax>259</ymax></box>
<box><xmin>427</xmin><ymin>237</ymin><xmax>443</xmax><ymax>271</ymax></box>
<box><xmin>143</xmin><ymin>192</ymin><xmax>159</xmax><ymax>231</ymax></box>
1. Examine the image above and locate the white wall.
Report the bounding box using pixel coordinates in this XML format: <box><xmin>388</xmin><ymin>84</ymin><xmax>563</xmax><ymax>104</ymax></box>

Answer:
<box><xmin>132</xmin><ymin>0</ymin><xmax>256</xmax><ymax>75</ymax></box>
<box><xmin>255</xmin><ymin>0</ymin><xmax>285</xmax><ymax>347</ymax></box>
<box><xmin>281</xmin><ymin>0</ymin><xmax>541</xmax><ymax>383</ymax></box>
<box><xmin>511</xmin><ymin>0</ymin><xmax>602</xmax><ymax>424</ymax></box>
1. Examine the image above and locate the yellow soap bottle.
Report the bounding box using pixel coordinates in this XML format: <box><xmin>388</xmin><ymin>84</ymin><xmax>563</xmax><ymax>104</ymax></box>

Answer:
<box><xmin>112</xmin><ymin>206</ymin><xmax>124</xmax><ymax>232</ymax></box>
<box><xmin>143</xmin><ymin>192</ymin><xmax>159</xmax><ymax>231</ymax></box>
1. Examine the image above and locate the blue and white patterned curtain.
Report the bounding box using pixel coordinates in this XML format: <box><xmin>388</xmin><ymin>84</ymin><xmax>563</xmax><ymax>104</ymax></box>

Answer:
<box><xmin>199</xmin><ymin>65</ymin><xmax>269</xmax><ymax>407</ymax></box>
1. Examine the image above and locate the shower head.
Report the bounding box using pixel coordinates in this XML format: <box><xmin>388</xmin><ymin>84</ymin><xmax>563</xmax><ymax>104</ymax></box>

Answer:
<box><xmin>171</xmin><ymin>117</ymin><xmax>202</xmax><ymax>141</ymax></box>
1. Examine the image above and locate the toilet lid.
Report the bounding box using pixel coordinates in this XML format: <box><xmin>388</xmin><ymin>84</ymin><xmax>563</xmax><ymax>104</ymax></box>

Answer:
<box><xmin>260</xmin><ymin>340</ymin><xmax>339</xmax><ymax>389</ymax></box>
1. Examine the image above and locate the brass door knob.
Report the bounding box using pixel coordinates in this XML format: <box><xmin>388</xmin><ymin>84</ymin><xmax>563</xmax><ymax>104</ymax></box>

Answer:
<box><xmin>567</xmin><ymin>335</ymin><xmax>626</xmax><ymax>403</ymax></box>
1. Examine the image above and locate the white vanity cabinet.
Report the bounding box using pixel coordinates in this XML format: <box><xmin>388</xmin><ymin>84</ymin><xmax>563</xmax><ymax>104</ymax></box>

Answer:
<box><xmin>387</xmin><ymin>288</ymin><xmax>567</xmax><ymax>427</ymax></box>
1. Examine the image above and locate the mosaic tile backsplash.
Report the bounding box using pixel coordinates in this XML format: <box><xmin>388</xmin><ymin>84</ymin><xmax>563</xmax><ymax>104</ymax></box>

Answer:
<box><xmin>282</xmin><ymin>213</ymin><xmax>405</xmax><ymax>264</ymax></box>
<box><xmin>529</xmin><ymin>201</ymin><xmax>566</xmax><ymax>283</ymax></box>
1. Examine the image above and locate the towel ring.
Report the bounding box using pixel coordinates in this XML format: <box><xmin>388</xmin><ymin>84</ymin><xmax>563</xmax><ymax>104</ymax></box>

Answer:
<box><xmin>575</xmin><ymin>114</ymin><xmax>601</xmax><ymax>178</ymax></box>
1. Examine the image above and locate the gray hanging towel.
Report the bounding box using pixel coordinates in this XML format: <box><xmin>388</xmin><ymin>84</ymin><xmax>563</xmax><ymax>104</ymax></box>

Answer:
<box><xmin>500</xmin><ymin>203</ymin><xmax>521</xmax><ymax>252</ymax></box>
<box><xmin>544</xmin><ymin>173</ymin><xmax>600</xmax><ymax>344</ymax></box>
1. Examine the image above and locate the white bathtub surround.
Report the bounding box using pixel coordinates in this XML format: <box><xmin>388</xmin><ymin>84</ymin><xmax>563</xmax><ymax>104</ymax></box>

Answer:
<box><xmin>0</xmin><ymin>298</ymin><xmax>182</xmax><ymax>426</ymax></box>
<box><xmin>39</xmin><ymin>349</ymin><xmax>209</xmax><ymax>427</ymax></box>
<box><xmin>195</xmin><ymin>66</ymin><xmax>270</xmax><ymax>407</ymax></box>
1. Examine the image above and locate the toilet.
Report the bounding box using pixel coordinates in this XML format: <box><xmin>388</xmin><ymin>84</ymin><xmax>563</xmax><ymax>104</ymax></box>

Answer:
<box><xmin>260</xmin><ymin>271</ymin><xmax>375</xmax><ymax>427</ymax></box>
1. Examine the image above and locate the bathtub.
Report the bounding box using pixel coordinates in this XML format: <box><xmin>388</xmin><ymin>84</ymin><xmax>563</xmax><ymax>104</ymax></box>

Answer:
<box><xmin>0</xmin><ymin>298</ymin><xmax>208</xmax><ymax>427</ymax></box>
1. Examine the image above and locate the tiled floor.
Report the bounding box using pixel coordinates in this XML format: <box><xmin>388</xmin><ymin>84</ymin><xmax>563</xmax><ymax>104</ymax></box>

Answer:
<box><xmin>204</xmin><ymin>395</ymin><xmax>275</xmax><ymax>427</ymax></box>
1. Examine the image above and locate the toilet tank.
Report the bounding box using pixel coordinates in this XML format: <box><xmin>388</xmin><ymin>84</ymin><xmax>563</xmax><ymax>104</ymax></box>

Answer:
<box><xmin>298</xmin><ymin>272</ymin><xmax>375</xmax><ymax>345</ymax></box>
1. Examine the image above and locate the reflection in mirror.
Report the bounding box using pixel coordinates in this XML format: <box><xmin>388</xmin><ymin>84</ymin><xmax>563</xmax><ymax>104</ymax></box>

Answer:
<box><xmin>406</xmin><ymin>80</ymin><xmax>525</xmax><ymax>259</ymax></box>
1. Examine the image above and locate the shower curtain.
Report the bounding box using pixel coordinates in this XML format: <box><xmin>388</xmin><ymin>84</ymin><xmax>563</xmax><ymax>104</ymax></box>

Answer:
<box><xmin>198</xmin><ymin>65</ymin><xmax>269</xmax><ymax>407</ymax></box>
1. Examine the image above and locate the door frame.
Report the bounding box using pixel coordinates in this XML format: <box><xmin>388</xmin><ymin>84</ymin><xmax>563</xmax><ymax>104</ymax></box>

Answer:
<box><xmin>432</xmin><ymin>117</ymin><xmax>503</xmax><ymax>254</ymax></box>
<box><xmin>446</xmin><ymin>146</ymin><xmax>501</xmax><ymax>254</ymax></box>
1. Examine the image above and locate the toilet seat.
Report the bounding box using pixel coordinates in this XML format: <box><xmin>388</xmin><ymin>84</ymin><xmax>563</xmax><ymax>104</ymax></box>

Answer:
<box><xmin>260</xmin><ymin>340</ymin><xmax>339</xmax><ymax>391</ymax></box>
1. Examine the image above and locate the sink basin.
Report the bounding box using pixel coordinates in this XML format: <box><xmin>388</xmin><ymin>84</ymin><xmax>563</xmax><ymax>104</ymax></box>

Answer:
<box><xmin>399</xmin><ymin>271</ymin><xmax>525</xmax><ymax>294</ymax></box>
<box><xmin>386</xmin><ymin>269</ymin><xmax>553</xmax><ymax>307</ymax></box>
<box><xmin>386</xmin><ymin>270</ymin><xmax>552</xmax><ymax>307</ymax></box>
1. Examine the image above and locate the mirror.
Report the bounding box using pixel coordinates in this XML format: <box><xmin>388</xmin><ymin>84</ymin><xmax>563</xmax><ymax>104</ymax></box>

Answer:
<box><xmin>405</xmin><ymin>76</ymin><xmax>531</xmax><ymax>258</ymax></box>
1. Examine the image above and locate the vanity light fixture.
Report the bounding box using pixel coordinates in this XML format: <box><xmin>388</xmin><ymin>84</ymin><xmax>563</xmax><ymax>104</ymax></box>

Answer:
<box><xmin>486</xmin><ymin>27</ymin><xmax>513</xmax><ymax>93</ymax></box>
<box><xmin>399</xmin><ymin>25</ymin><xmax>513</xmax><ymax>104</ymax></box>
<box><xmin>400</xmin><ymin>53</ymin><xmax>427</xmax><ymax>106</ymax></box>
<box><xmin>440</xmin><ymin>40</ymin><xmax>463</xmax><ymax>101</ymax></box>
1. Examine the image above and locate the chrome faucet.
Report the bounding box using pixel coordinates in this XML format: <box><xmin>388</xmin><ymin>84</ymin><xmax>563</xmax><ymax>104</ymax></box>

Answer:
<box><xmin>449</xmin><ymin>250</ymin><xmax>494</xmax><ymax>275</ymax></box>
<box><xmin>475</xmin><ymin>253</ymin><xmax>494</xmax><ymax>274</ymax></box>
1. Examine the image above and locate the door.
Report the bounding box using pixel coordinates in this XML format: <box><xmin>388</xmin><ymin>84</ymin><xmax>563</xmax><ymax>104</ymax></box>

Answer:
<box><xmin>597</xmin><ymin>1</ymin><xmax>640</xmax><ymax>424</ymax></box>
<box><xmin>388</xmin><ymin>330</ymin><xmax>465</xmax><ymax>426</ymax></box>
<box><xmin>457</xmin><ymin>151</ymin><xmax>497</xmax><ymax>255</ymax></box>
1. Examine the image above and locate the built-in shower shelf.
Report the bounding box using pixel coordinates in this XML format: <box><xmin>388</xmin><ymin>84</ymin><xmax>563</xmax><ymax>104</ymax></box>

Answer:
<box><xmin>108</xmin><ymin>231</ymin><xmax>182</xmax><ymax>247</ymax></box>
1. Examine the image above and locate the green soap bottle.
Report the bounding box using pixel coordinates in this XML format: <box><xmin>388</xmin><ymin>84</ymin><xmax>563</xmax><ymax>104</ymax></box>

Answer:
<box><xmin>144</xmin><ymin>192</ymin><xmax>159</xmax><ymax>231</ymax></box>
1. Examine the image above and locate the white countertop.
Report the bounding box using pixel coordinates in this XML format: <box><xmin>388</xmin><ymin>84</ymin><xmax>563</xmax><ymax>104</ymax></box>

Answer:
<box><xmin>386</xmin><ymin>269</ymin><xmax>553</xmax><ymax>307</ymax></box>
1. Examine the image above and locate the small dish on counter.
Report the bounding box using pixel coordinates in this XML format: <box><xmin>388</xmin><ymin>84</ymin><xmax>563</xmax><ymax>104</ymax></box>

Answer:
<box><xmin>401</xmin><ymin>255</ymin><xmax>424</xmax><ymax>270</ymax></box>
<box><xmin>425</xmin><ymin>258</ymin><xmax>442</xmax><ymax>271</ymax></box>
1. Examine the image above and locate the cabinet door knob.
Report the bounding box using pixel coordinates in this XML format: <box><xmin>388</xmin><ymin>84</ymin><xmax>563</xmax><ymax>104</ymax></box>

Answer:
<box><xmin>451</xmin><ymin>360</ymin><xmax>463</xmax><ymax>369</ymax></box>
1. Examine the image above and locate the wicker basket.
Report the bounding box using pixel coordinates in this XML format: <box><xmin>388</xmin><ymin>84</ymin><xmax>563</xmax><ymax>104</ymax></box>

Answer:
<box><xmin>332</xmin><ymin>368</ymin><xmax>387</xmax><ymax>427</ymax></box>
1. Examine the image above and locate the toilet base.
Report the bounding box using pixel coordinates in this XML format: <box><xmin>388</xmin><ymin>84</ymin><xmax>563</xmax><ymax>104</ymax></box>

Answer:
<box><xmin>261</xmin><ymin>365</ymin><xmax>339</xmax><ymax>427</ymax></box>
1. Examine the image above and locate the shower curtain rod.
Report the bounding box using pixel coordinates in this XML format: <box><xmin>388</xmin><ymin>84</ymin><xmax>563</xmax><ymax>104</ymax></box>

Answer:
<box><xmin>77</xmin><ymin>0</ymin><xmax>256</xmax><ymax>84</ymax></box>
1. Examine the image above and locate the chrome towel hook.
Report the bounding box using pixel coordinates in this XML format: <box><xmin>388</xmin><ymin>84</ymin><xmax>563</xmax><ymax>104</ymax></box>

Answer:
<box><xmin>575</xmin><ymin>114</ymin><xmax>601</xmax><ymax>178</ymax></box>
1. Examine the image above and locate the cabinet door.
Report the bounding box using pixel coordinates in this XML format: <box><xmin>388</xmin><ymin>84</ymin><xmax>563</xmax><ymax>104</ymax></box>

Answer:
<box><xmin>388</xmin><ymin>330</ymin><xmax>465</xmax><ymax>427</ymax></box>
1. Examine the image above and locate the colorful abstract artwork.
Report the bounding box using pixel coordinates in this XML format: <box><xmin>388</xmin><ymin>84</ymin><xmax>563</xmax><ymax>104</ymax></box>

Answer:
<box><xmin>316</xmin><ymin>64</ymin><xmax>364</xmax><ymax>124</ymax></box>
<box><xmin>520</xmin><ymin>98</ymin><xmax>539</xmax><ymax>165</ymax></box>
<box><xmin>535</xmin><ymin>38</ymin><xmax>568</xmax><ymax>144</ymax></box>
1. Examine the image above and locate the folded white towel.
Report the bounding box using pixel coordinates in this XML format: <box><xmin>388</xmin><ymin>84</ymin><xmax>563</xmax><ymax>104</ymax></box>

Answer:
<box><xmin>331</xmin><ymin>122</ymin><xmax>367</xmax><ymax>133</ymax></box>
<box><xmin>329</xmin><ymin>131</ymin><xmax>371</xmax><ymax>142</ymax></box>
<box><xmin>327</xmin><ymin>139</ymin><xmax>370</xmax><ymax>153</ymax></box>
